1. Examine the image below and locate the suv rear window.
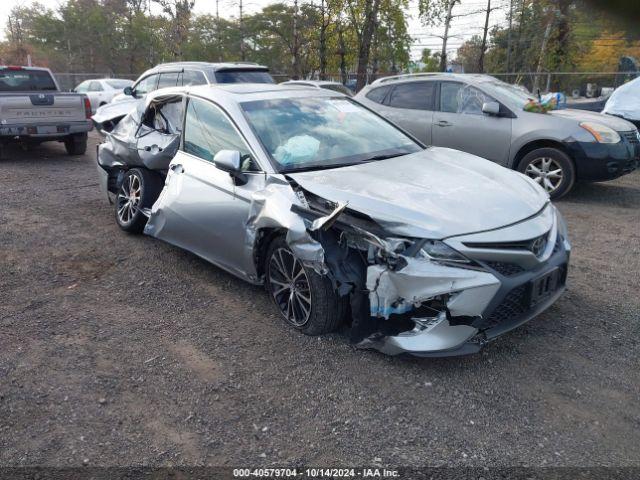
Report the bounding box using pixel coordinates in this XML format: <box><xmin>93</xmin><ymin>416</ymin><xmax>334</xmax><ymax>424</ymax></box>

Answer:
<box><xmin>214</xmin><ymin>70</ymin><xmax>274</xmax><ymax>84</ymax></box>
<box><xmin>365</xmin><ymin>86</ymin><xmax>391</xmax><ymax>104</ymax></box>
<box><xmin>387</xmin><ymin>82</ymin><xmax>435</xmax><ymax>110</ymax></box>
<box><xmin>0</xmin><ymin>69</ymin><xmax>57</xmax><ymax>91</ymax></box>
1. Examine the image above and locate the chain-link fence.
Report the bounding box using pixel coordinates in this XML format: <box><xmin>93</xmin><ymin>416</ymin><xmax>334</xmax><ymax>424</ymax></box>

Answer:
<box><xmin>489</xmin><ymin>72</ymin><xmax>638</xmax><ymax>98</ymax></box>
<box><xmin>53</xmin><ymin>73</ymin><xmax>139</xmax><ymax>91</ymax></box>
<box><xmin>52</xmin><ymin>70</ymin><xmax>640</xmax><ymax>98</ymax></box>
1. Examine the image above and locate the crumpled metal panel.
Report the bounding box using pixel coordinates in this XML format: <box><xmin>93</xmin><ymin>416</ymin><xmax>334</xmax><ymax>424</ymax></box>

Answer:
<box><xmin>367</xmin><ymin>258</ymin><xmax>500</xmax><ymax>319</ymax></box>
<box><xmin>245</xmin><ymin>179</ymin><xmax>327</xmax><ymax>275</ymax></box>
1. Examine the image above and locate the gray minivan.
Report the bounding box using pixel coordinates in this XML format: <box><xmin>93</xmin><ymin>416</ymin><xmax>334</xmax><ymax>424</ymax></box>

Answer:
<box><xmin>355</xmin><ymin>73</ymin><xmax>639</xmax><ymax>198</ymax></box>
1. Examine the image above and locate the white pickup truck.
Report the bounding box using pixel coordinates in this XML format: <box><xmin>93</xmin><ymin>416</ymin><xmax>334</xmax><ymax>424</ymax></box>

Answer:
<box><xmin>0</xmin><ymin>66</ymin><xmax>93</xmax><ymax>156</ymax></box>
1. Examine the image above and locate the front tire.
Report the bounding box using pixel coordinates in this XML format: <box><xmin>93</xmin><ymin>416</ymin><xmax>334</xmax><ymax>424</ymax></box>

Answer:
<box><xmin>517</xmin><ymin>147</ymin><xmax>575</xmax><ymax>199</ymax></box>
<box><xmin>115</xmin><ymin>168</ymin><xmax>163</xmax><ymax>234</ymax></box>
<box><xmin>64</xmin><ymin>133</ymin><xmax>87</xmax><ymax>155</ymax></box>
<box><xmin>265</xmin><ymin>236</ymin><xmax>347</xmax><ymax>335</ymax></box>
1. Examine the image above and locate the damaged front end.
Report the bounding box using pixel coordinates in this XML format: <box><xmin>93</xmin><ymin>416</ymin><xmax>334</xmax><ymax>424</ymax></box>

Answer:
<box><xmin>284</xmin><ymin>184</ymin><xmax>515</xmax><ymax>357</ymax></box>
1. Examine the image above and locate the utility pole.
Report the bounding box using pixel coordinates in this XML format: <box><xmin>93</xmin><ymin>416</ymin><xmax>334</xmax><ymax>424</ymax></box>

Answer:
<box><xmin>216</xmin><ymin>0</ymin><xmax>222</xmax><ymax>61</ymax></box>
<box><xmin>292</xmin><ymin>0</ymin><xmax>300</xmax><ymax>79</ymax></box>
<box><xmin>533</xmin><ymin>8</ymin><xmax>554</xmax><ymax>94</ymax></box>
<box><xmin>239</xmin><ymin>0</ymin><xmax>245</xmax><ymax>61</ymax></box>
<box><xmin>439</xmin><ymin>0</ymin><xmax>459</xmax><ymax>72</ymax></box>
<box><xmin>506</xmin><ymin>0</ymin><xmax>513</xmax><ymax>78</ymax></box>
<box><xmin>478</xmin><ymin>0</ymin><xmax>491</xmax><ymax>73</ymax></box>
<box><xmin>319</xmin><ymin>0</ymin><xmax>327</xmax><ymax>79</ymax></box>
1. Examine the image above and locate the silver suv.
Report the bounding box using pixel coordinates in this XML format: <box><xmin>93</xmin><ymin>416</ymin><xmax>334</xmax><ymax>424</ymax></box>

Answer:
<box><xmin>356</xmin><ymin>73</ymin><xmax>639</xmax><ymax>198</ymax></box>
<box><xmin>94</xmin><ymin>62</ymin><xmax>273</xmax><ymax>132</ymax></box>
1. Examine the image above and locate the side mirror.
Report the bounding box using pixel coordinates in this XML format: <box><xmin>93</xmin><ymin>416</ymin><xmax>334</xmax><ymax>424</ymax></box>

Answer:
<box><xmin>214</xmin><ymin>150</ymin><xmax>247</xmax><ymax>185</ymax></box>
<box><xmin>124</xmin><ymin>86</ymin><xmax>133</xmax><ymax>96</ymax></box>
<box><xmin>482</xmin><ymin>101</ymin><xmax>501</xmax><ymax>116</ymax></box>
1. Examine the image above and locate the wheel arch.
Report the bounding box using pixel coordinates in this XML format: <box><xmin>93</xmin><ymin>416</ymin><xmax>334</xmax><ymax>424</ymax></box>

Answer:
<box><xmin>511</xmin><ymin>139</ymin><xmax>574</xmax><ymax>170</ymax></box>
<box><xmin>253</xmin><ymin>227</ymin><xmax>287</xmax><ymax>282</ymax></box>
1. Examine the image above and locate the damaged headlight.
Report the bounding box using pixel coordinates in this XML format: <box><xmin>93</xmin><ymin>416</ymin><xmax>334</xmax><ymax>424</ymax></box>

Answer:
<box><xmin>420</xmin><ymin>240</ymin><xmax>470</xmax><ymax>264</ymax></box>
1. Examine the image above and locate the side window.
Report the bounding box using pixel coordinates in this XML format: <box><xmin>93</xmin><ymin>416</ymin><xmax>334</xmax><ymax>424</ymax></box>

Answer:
<box><xmin>183</xmin><ymin>97</ymin><xmax>255</xmax><ymax>170</ymax></box>
<box><xmin>158</xmin><ymin>72</ymin><xmax>179</xmax><ymax>89</ymax></box>
<box><xmin>441</xmin><ymin>83</ymin><xmax>492</xmax><ymax>115</ymax></box>
<box><xmin>365</xmin><ymin>86</ymin><xmax>390</xmax><ymax>104</ymax></box>
<box><xmin>440</xmin><ymin>82</ymin><xmax>463</xmax><ymax>113</ymax></box>
<box><xmin>387</xmin><ymin>82</ymin><xmax>435</xmax><ymax>110</ymax></box>
<box><xmin>181</xmin><ymin>70</ymin><xmax>207</xmax><ymax>86</ymax></box>
<box><xmin>88</xmin><ymin>81</ymin><xmax>103</xmax><ymax>92</ymax></box>
<box><xmin>134</xmin><ymin>75</ymin><xmax>158</xmax><ymax>96</ymax></box>
<box><xmin>457</xmin><ymin>86</ymin><xmax>491</xmax><ymax>115</ymax></box>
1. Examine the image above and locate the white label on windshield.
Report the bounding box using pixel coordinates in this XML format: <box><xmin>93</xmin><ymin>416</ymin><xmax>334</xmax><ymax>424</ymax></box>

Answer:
<box><xmin>328</xmin><ymin>100</ymin><xmax>360</xmax><ymax>113</ymax></box>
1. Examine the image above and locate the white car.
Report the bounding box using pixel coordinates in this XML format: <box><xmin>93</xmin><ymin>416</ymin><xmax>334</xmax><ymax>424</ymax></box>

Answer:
<box><xmin>281</xmin><ymin>80</ymin><xmax>353</xmax><ymax>96</ymax></box>
<box><xmin>73</xmin><ymin>78</ymin><xmax>133</xmax><ymax>113</ymax></box>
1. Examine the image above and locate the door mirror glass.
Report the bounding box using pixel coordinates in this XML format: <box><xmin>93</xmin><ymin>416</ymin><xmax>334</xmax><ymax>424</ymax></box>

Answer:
<box><xmin>214</xmin><ymin>150</ymin><xmax>242</xmax><ymax>173</ymax></box>
<box><xmin>124</xmin><ymin>86</ymin><xmax>133</xmax><ymax>96</ymax></box>
<box><xmin>482</xmin><ymin>101</ymin><xmax>501</xmax><ymax>116</ymax></box>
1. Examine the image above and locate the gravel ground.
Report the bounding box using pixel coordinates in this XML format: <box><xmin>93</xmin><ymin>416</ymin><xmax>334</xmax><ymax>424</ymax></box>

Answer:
<box><xmin>1</xmin><ymin>133</ymin><xmax>639</xmax><ymax>468</ymax></box>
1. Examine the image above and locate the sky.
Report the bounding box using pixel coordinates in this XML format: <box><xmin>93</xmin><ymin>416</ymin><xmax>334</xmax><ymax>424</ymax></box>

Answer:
<box><xmin>0</xmin><ymin>0</ymin><xmax>508</xmax><ymax>62</ymax></box>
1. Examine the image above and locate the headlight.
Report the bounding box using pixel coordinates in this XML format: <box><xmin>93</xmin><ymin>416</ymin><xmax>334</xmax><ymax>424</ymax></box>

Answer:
<box><xmin>420</xmin><ymin>240</ymin><xmax>470</xmax><ymax>264</ymax></box>
<box><xmin>580</xmin><ymin>122</ymin><xmax>621</xmax><ymax>144</ymax></box>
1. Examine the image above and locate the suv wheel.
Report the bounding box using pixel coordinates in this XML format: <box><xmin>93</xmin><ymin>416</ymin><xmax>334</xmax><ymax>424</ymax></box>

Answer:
<box><xmin>265</xmin><ymin>236</ymin><xmax>347</xmax><ymax>336</ymax></box>
<box><xmin>517</xmin><ymin>147</ymin><xmax>575</xmax><ymax>199</ymax></box>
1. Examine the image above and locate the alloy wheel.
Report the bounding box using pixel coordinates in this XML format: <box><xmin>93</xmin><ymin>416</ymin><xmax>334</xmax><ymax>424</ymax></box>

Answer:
<box><xmin>524</xmin><ymin>157</ymin><xmax>564</xmax><ymax>194</ymax></box>
<box><xmin>268</xmin><ymin>247</ymin><xmax>312</xmax><ymax>327</ymax></box>
<box><xmin>116</xmin><ymin>173</ymin><xmax>141</xmax><ymax>224</ymax></box>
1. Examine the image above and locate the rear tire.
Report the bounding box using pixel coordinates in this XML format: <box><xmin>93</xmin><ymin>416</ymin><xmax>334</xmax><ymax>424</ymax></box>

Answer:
<box><xmin>64</xmin><ymin>133</ymin><xmax>87</xmax><ymax>155</ymax></box>
<box><xmin>115</xmin><ymin>168</ymin><xmax>164</xmax><ymax>234</ymax></box>
<box><xmin>265</xmin><ymin>236</ymin><xmax>347</xmax><ymax>335</ymax></box>
<box><xmin>517</xmin><ymin>147</ymin><xmax>575</xmax><ymax>199</ymax></box>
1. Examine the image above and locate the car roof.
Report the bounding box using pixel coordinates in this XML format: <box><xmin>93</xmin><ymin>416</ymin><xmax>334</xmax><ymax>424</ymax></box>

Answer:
<box><xmin>367</xmin><ymin>73</ymin><xmax>498</xmax><ymax>88</ymax></box>
<box><xmin>282</xmin><ymin>80</ymin><xmax>343</xmax><ymax>87</ymax></box>
<box><xmin>148</xmin><ymin>83</ymin><xmax>342</xmax><ymax>105</ymax></box>
<box><xmin>148</xmin><ymin>62</ymin><xmax>269</xmax><ymax>73</ymax></box>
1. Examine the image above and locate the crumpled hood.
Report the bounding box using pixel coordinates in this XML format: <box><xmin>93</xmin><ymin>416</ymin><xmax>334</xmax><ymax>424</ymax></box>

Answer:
<box><xmin>288</xmin><ymin>147</ymin><xmax>549</xmax><ymax>239</ymax></box>
<box><xmin>549</xmin><ymin>108</ymin><xmax>636</xmax><ymax>131</ymax></box>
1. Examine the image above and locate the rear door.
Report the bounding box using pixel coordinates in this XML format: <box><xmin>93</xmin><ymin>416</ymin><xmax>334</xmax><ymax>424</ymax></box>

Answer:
<box><xmin>148</xmin><ymin>96</ymin><xmax>266</xmax><ymax>278</ymax></box>
<box><xmin>432</xmin><ymin>81</ymin><xmax>512</xmax><ymax>165</ymax></box>
<box><xmin>371</xmin><ymin>81</ymin><xmax>435</xmax><ymax>144</ymax></box>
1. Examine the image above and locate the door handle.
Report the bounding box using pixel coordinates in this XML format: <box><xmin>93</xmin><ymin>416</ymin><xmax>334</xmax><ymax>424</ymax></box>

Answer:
<box><xmin>170</xmin><ymin>164</ymin><xmax>184</xmax><ymax>174</ymax></box>
<box><xmin>435</xmin><ymin>120</ymin><xmax>453</xmax><ymax>127</ymax></box>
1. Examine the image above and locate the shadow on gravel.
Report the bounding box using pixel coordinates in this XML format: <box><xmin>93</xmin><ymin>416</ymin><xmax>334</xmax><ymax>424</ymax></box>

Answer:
<box><xmin>0</xmin><ymin>141</ymin><xmax>78</xmax><ymax>162</ymax></box>
<box><xmin>561</xmin><ymin>180</ymin><xmax>639</xmax><ymax>207</ymax></box>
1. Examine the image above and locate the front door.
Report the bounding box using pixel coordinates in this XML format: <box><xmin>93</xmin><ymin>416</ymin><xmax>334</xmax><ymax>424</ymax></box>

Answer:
<box><xmin>432</xmin><ymin>81</ymin><xmax>512</xmax><ymax>165</ymax></box>
<box><xmin>146</xmin><ymin>96</ymin><xmax>265</xmax><ymax>279</ymax></box>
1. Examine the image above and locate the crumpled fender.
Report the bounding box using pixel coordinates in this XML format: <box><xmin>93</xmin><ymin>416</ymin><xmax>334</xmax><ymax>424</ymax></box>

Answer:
<box><xmin>245</xmin><ymin>180</ymin><xmax>327</xmax><ymax>276</ymax></box>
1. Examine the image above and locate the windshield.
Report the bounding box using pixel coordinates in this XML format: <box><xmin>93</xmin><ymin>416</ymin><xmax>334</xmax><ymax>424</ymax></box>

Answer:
<box><xmin>106</xmin><ymin>79</ymin><xmax>133</xmax><ymax>89</ymax></box>
<box><xmin>214</xmin><ymin>70</ymin><xmax>274</xmax><ymax>84</ymax></box>
<box><xmin>0</xmin><ymin>69</ymin><xmax>57</xmax><ymax>91</ymax></box>
<box><xmin>487</xmin><ymin>81</ymin><xmax>534</xmax><ymax>109</ymax></box>
<box><xmin>241</xmin><ymin>97</ymin><xmax>422</xmax><ymax>172</ymax></box>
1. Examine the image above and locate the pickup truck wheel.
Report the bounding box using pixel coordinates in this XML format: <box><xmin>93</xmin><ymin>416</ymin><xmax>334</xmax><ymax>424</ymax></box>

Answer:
<box><xmin>115</xmin><ymin>168</ymin><xmax>163</xmax><ymax>234</ymax></box>
<box><xmin>265</xmin><ymin>236</ymin><xmax>347</xmax><ymax>335</ymax></box>
<box><xmin>517</xmin><ymin>147</ymin><xmax>575</xmax><ymax>199</ymax></box>
<box><xmin>64</xmin><ymin>133</ymin><xmax>87</xmax><ymax>155</ymax></box>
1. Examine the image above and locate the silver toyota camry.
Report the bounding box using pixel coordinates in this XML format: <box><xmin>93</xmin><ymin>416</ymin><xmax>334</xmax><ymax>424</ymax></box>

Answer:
<box><xmin>95</xmin><ymin>83</ymin><xmax>571</xmax><ymax>357</ymax></box>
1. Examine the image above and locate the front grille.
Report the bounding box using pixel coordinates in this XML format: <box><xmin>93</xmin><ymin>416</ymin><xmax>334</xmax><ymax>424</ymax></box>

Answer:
<box><xmin>485</xmin><ymin>261</ymin><xmax>525</xmax><ymax>276</ymax></box>
<box><xmin>621</xmin><ymin>130</ymin><xmax>640</xmax><ymax>144</ymax></box>
<box><xmin>483</xmin><ymin>285</ymin><xmax>529</xmax><ymax>329</ymax></box>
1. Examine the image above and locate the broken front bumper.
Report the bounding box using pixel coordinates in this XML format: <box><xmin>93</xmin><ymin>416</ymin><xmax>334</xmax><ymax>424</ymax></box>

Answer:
<box><xmin>365</xmin><ymin>209</ymin><xmax>571</xmax><ymax>358</ymax></box>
